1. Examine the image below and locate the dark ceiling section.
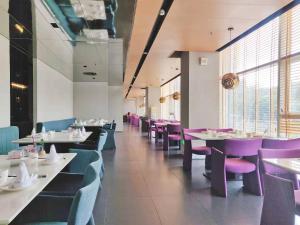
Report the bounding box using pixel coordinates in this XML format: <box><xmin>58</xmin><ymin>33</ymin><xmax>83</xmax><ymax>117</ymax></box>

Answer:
<box><xmin>114</xmin><ymin>0</ymin><xmax>137</xmax><ymax>80</ymax></box>
<box><xmin>44</xmin><ymin>0</ymin><xmax>118</xmax><ymax>40</ymax></box>
<box><xmin>125</xmin><ymin>0</ymin><xmax>175</xmax><ymax>98</ymax></box>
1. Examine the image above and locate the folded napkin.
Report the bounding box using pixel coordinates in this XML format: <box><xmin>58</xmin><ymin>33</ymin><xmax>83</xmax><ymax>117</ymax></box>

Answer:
<box><xmin>81</xmin><ymin>127</ymin><xmax>86</xmax><ymax>135</ymax></box>
<box><xmin>11</xmin><ymin>162</ymin><xmax>37</xmax><ymax>188</ymax></box>
<box><xmin>31</xmin><ymin>128</ymin><xmax>36</xmax><ymax>136</ymax></box>
<box><xmin>41</xmin><ymin>126</ymin><xmax>46</xmax><ymax>134</ymax></box>
<box><xmin>46</xmin><ymin>145</ymin><xmax>59</xmax><ymax>162</ymax></box>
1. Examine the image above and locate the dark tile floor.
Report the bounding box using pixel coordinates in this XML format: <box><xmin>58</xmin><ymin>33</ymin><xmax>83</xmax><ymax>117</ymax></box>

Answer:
<box><xmin>94</xmin><ymin>125</ymin><xmax>263</xmax><ymax>225</ymax></box>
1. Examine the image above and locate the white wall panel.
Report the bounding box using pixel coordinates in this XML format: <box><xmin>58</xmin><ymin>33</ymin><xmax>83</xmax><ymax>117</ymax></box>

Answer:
<box><xmin>36</xmin><ymin>59</ymin><xmax>73</xmax><ymax>122</ymax></box>
<box><xmin>0</xmin><ymin>35</ymin><xmax>10</xmax><ymax>127</ymax></box>
<box><xmin>73</xmin><ymin>82</ymin><xmax>108</xmax><ymax>120</ymax></box>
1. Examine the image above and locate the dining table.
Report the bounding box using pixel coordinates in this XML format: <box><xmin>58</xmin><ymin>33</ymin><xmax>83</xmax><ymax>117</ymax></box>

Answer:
<box><xmin>263</xmin><ymin>158</ymin><xmax>300</xmax><ymax>174</ymax></box>
<box><xmin>0</xmin><ymin>153</ymin><xmax>76</xmax><ymax>225</ymax></box>
<box><xmin>13</xmin><ymin>131</ymin><xmax>92</xmax><ymax>153</ymax></box>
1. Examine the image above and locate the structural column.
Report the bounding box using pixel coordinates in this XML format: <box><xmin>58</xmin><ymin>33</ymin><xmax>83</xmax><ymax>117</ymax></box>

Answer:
<box><xmin>145</xmin><ymin>86</ymin><xmax>161</xmax><ymax>119</ymax></box>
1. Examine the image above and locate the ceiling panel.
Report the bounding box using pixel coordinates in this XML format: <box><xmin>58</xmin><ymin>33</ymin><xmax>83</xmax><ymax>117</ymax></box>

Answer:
<box><xmin>124</xmin><ymin>0</ymin><xmax>292</xmax><ymax>98</ymax></box>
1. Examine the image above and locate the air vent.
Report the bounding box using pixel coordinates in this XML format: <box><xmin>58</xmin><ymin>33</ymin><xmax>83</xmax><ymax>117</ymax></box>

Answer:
<box><xmin>83</xmin><ymin>72</ymin><xmax>97</xmax><ymax>76</ymax></box>
<box><xmin>50</xmin><ymin>23</ymin><xmax>59</xmax><ymax>28</ymax></box>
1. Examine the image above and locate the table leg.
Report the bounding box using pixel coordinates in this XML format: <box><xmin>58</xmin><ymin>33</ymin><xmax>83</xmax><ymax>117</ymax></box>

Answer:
<box><xmin>183</xmin><ymin>140</ymin><xmax>192</xmax><ymax>171</ymax></box>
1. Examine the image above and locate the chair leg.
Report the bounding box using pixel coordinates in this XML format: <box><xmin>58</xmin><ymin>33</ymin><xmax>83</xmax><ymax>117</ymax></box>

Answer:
<box><xmin>87</xmin><ymin>215</ymin><xmax>95</xmax><ymax>225</ymax></box>
<box><xmin>211</xmin><ymin>148</ymin><xmax>227</xmax><ymax>197</ymax></box>
<box><xmin>243</xmin><ymin>169</ymin><xmax>262</xmax><ymax>196</ymax></box>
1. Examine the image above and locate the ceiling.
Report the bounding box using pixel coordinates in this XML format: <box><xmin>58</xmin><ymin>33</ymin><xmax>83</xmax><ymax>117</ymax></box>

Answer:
<box><xmin>124</xmin><ymin>0</ymin><xmax>293</xmax><ymax>98</ymax></box>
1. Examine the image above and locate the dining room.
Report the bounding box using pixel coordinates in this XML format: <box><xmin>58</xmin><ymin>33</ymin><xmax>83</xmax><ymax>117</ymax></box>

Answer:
<box><xmin>1</xmin><ymin>0</ymin><xmax>300</xmax><ymax>225</ymax></box>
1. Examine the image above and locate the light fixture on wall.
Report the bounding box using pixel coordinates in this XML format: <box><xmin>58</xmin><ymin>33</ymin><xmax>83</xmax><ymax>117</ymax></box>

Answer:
<box><xmin>221</xmin><ymin>27</ymin><xmax>239</xmax><ymax>90</ymax></box>
<box><xmin>15</xmin><ymin>23</ymin><xmax>24</xmax><ymax>33</ymax></box>
<box><xmin>11</xmin><ymin>82</ymin><xmax>27</xmax><ymax>90</ymax></box>
<box><xmin>159</xmin><ymin>97</ymin><xmax>166</xmax><ymax>103</ymax></box>
<box><xmin>172</xmin><ymin>91</ymin><xmax>180</xmax><ymax>100</ymax></box>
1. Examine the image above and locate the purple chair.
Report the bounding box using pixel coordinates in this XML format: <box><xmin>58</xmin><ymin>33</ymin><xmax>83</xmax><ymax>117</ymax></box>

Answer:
<box><xmin>163</xmin><ymin>124</ymin><xmax>181</xmax><ymax>154</ymax></box>
<box><xmin>211</xmin><ymin>128</ymin><xmax>234</xmax><ymax>133</ymax></box>
<box><xmin>211</xmin><ymin>138</ymin><xmax>263</xmax><ymax>197</ymax></box>
<box><xmin>259</xmin><ymin>148</ymin><xmax>300</xmax><ymax>191</ymax></box>
<box><xmin>262</xmin><ymin>138</ymin><xmax>300</xmax><ymax>149</ymax></box>
<box><xmin>182</xmin><ymin>128</ymin><xmax>210</xmax><ymax>171</ymax></box>
<box><xmin>154</xmin><ymin>122</ymin><xmax>165</xmax><ymax>143</ymax></box>
<box><xmin>183</xmin><ymin>128</ymin><xmax>210</xmax><ymax>155</ymax></box>
<box><xmin>261</xmin><ymin>174</ymin><xmax>300</xmax><ymax>225</ymax></box>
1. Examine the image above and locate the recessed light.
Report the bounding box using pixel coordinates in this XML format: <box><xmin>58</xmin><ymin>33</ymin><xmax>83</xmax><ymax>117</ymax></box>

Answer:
<box><xmin>143</xmin><ymin>52</ymin><xmax>148</xmax><ymax>55</ymax></box>
<box><xmin>159</xmin><ymin>9</ymin><xmax>165</xmax><ymax>16</ymax></box>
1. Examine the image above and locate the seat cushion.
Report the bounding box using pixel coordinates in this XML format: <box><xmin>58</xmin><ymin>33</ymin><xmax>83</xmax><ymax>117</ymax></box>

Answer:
<box><xmin>225</xmin><ymin>158</ymin><xmax>256</xmax><ymax>173</ymax></box>
<box><xmin>168</xmin><ymin>134</ymin><xmax>181</xmax><ymax>141</ymax></box>
<box><xmin>192</xmin><ymin>146</ymin><xmax>211</xmax><ymax>155</ymax></box>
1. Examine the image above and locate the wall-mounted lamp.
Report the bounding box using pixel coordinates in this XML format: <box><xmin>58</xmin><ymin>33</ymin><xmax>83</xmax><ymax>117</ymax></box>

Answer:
<box><xmin>15</xmin><ymin>24</ymin><xmax>24</xmax><ymax>33</ymax></box>
<box><xmin>11</xmin><ymin>82</ymin><xmax>27</xmax><ymax>90</ymax></box>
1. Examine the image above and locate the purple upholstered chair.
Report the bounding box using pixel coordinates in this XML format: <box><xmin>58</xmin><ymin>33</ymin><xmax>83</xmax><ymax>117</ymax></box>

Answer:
<box><xmin>163</xmin><ymin>124</ymin><xmax>182</xmax><ymax>154</ymax></box>
<box><xmin>262</xmin><ymin>138</ymin><xmax>300</xmax><ymax>149</ymax></box>
<box><xmin>210</xmin><ymin>128</ymin><xmax>234</xmax><ymax>133</ymax></box>
<box><xmin>211</xmin><ymin>138</ymin><xmax>263</xmax><ymax>197</ymax></box>
<box><xmin>182</xmin><ymin>128</ymin><xmax>210</xmax><ymax>155</ymax></box>
<box><xmin>259</xmin><ymin>148</ymin><xmax>300</xmax><ymax>191</ymax></box>
<box><xmin>260</xmin><ymin>174</ymin><xmax>300</xmax><ymax>225</ymax></box>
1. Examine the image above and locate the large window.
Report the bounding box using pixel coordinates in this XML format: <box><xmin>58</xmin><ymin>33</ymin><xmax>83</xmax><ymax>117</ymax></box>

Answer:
<box><xmin>221</xmin><ymin>4</ymin><xmax>300</xmax><ymax>137</ymax></box>
<box><xmin>161</xmin><ymin>76</ymin><xmax>181</xmax><ymax>120</ymax></box>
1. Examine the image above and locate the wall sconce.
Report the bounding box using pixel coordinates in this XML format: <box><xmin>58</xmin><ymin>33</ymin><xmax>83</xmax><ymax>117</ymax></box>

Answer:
<box><xmin>15</xmin><ymin>24</ymin><xmax>24</xmax><ymax>33</ymax></box>
<box><xmin>11</xmin><ymin>82</ymin><xmax>27</xmax><ymax>90</ymax></box>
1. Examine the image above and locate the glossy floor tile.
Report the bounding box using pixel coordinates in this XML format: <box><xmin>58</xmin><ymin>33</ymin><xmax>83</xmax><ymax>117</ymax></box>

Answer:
<box><xmin>93</xmin><ymin>125</ymin><xmax>263</xmax><ymax>225</ymax></box>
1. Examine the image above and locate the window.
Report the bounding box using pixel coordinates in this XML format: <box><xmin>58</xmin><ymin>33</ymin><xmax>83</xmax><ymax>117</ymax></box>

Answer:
<box><xmin>161</xmin><ymin>76</ymin><xmax>181</xmax><ymax>120</ymax></box>
<box><xmin>221</xmin><ymin>4</ymin><xmax>300</xmax><ymax>137</ymax></box>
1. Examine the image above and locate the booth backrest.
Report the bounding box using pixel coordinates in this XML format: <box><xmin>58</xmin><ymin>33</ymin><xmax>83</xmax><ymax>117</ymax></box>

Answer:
<box><xmin>0</xmin><ymin>126</ymin><xmax>19</xmax><ymax>155</ymax></box>
<box><xmin>36</xmin><ymin>118</ymin><xmax>76</xmax><ymax>132</ymax></box>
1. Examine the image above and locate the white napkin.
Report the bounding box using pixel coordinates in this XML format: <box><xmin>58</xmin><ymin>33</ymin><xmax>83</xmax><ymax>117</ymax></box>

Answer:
<box><xmin>81</xmin><ymin>127</ymin><xmax>86</xmax><ymax>135</ymax></box>
<box><xmin>79</xmin><ymin>120</ymin><xmax>83</xmax><ymax>126</ymax></box>
<box><xmin>11</xmin><ymin>162</ymin><xmax>36</xmax><ymax>188</ymax></box>
<box><xmin>31</xmin><ymin>128</ymin><xmax>36</xmax><ymax>136</ymax></box>
<box><xmin>41</xmin><ymin>126</ymin><xmax>46</xmax><ymax>134</ymax></box>
<box><xmin>46</xmin><ymin>145</ymin><xmax>59</xmax><ymax>162</ymax></box>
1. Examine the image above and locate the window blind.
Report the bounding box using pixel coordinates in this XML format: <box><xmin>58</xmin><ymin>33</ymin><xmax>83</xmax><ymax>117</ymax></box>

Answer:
<box><xmin>221</xmin><ymin>4</ymin><xmax>300</xmax><ymax>137</ymax></box>
<box><xmin>221</xmin><ymin>18</ymin><xmax>279</xmax><ymax>136</ymax></box>
<box><xmin>160</xmin><ymin>76</ymin><xmax>181</xmax><ymax>120</ymax></box>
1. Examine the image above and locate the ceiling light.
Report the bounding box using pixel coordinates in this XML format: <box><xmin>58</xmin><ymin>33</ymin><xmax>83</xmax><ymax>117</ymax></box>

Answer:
<box><xmin>143</xmin><ymin>52</ymin><xmax>148</xmax><ymax>55</ymax></box>
<box><xmin>11</xmin><ymin>82</ymin><xmax>27</xmax><ymax>90</ymax></box>
<box><xmin>15</xmin><ymin>24</ymin><xmax>24</xmax><ymax>33</ymax></box>
<box><xmin>159</xmin><ymin>9</ymin><xmax>165</xmax><ymax>16</ymax></box>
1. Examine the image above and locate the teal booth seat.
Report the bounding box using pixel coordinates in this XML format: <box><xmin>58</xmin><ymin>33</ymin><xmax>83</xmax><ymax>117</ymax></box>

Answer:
<box><xmin>36</xmin><ymin>118</ymin><xmax>76</xmax><ymax>132</ymax></box>
<box><xmin>11</xmin><ymin>166</ymin><xmax>100</xmax><ymax>225</ymax></box>
<box><xmin>41</xmin><ymin>151</ymin><xmax>102</xmax><ymax>196</ymax></box>
<box><xmin>102</xmin><ymin>122</ymin><xmax>116</xmax><ymax>150</ymax></box>
<box><xmin>0</xmin><ymin>126</ymin><xmax>19</xmax><ymax>155</ymax></box>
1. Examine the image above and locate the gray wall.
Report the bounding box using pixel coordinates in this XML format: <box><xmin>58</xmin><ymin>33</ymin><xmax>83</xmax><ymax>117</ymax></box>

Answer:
<box><xmin>33</xmin><ymin>0</ymin><xmax>74</xmax><ymax>123</ymax></box>
<box><xmin>146</xmin><ymin>87</ymin><xmax>161</xmax><ymax>119</ymax></box>
<box><xmin>0</xmin><ymin>3</ymin><xmax>10</xmax><ymax>127</ymax></box>
<box><xmin>73</xmin><ymin>40</ymin><xmax>124</xmax><ymax>131</ymax></box>
<box><xmin>181</xmin><ymin>51</ymin><xmax>220</xmax><ymax>129</ymax></box>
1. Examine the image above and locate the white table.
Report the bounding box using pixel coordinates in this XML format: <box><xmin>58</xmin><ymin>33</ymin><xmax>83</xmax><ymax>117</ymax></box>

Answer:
<box><xmin>263</xmin><ymin>158</ymin><xmax>300</xmax><ymax>174</ymax></box>
<box><xmin>187</xmin><ymin>132</ymin><xmax>250</xmax><ymax>141</ymax></box>
<box><xmin>12</xmin><ymin>131</ymin><xmax>92</xmax><ymax>144</ymax></box>
<box><xmin>0</xmin><ymin>153</ymin><xmax>76</xmax><ymax>225</ymax></box>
